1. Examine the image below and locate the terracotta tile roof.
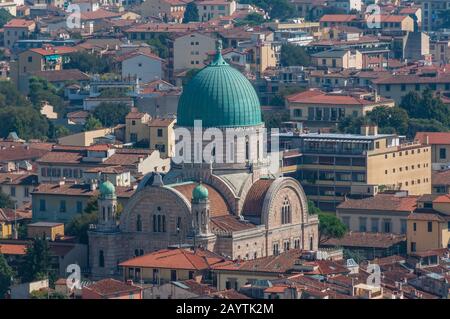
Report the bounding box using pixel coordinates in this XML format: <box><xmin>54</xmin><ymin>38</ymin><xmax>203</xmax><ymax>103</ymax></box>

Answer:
<box><xmin>0</xmin><ymin>172</ymin><xmax>38</xmax><ymax>185</ymax></box>
<box><xmin>84</xmin><ymin>278</ymin><xmax>142</xmax><ymax>297</ymax></box>
<box><xmin>433</xmin><ymin>194</ymin><xmax>450</xmax><ymax>203</ymax></box>
<box><xmin>32</xmin><ymin>182</ymin><xmax>136</xmax><ymax>198</ymax></box>
<box><xmin>80</xmin><ymin>9</ymin><xmax>122</xmax><ymax>21</ymax></box>
<box><xmin>408</xmin><ymin>211</ymin><xmax>449</xmax><ymax>222</ymax></box>
<box><xmin>415</xmin><ymin>132</ymin><xmax>450</xmax><ymax>145</ymax></box>
<box><xmin>30</xmin><ymin>69</ymin><xmax>90</xmax><ymax>82</ymax></box>
<box><xmin>287</xmin><ymin>89</ymin><xmax>391</xmax><ymax>106</ymax></box>
<box><xmin>322</xmin><ymin>232</ymin><xmax>406</xmax><ymax>248</ymax></box>
<box><xmin>4</xmin><ymin>19</ymin><xmax>35</xmax><ymax>28</ymax></box>
<box><xmin>126</xmin><ymin>108</ymin><xmax>146</xmax><ymax>119</ymax></box>
<box><xmin>208</xmin><ymin>289</ymin><xmax>251</xmax><ymax>299</ymax></box>
<box><xmin>337</xmin><ymin>194</ymin><xmax>419</xmax><ymax>212</ymax></box>
<box><xmin>0</xmin><ymin>143</ymin><xmax>51</xmax><ymax>162</ymax></box>
<box><xmin>67</xmin><ymin>111</ymin><xmax>90</xmax><ymax>119</ymax></box>
<box><xmin>116</xmin><ymin>48</ymin><xmax>163</xmax><ymax>62</ymax></box>
<box><xmin>432</xmin><ymin>170</ymin><xmax>450</xmax><ymax>186</ymax></box>
<box><xmin>399</xmin><ymin>7</ymin><xmax>420</xmax><ymax>14</ymax></box>
<box><xmin>241</xmin><ymin>179</ymin><xmax>274</xmax><ymax>217</ymax></box>
<box><xmin>373</xmin><ymin>73</ymin><xmax>450</xmax><ymax>85</ymax></box>
<box><xmin>103</xmin><ymin>151</ymin><xmax>154</xmax><ymax>166</ymax></box>
<box><xmin>170</xmin><ymin>182</ymin><xmax>230</xmax><ymax>217</ymax></box>
<box><xmin>212</xmin><ymin>249</ymin><xmax>305</xmax><ymax>274</ymax></box>
<box><xmin>119</xmin><ymin>248</ymin><xmax>225</xmax><ymax>270</ymax></box>
<box><xmin>319</xmin><ymin>14</ymin><xmax>358</xmax><ymax>23</ymax></box>
<box><xmin>376</xmin><ymin>15</ymin><xmax>409</xmax><ymax>23</ymax></box>
<box><xmin>210</xmin><ymin>215</ymin><xmax>256</xmax><ymax>233</ymax></box>
<box><xmin>176</xmin><ymin>279</ymin><xmax>217</xmax><ymax>295</ymax></box>
<box><xmin>0</xmin><ymin>243</ymin><xmax>27</xmax><ymax>255</ymax></box>
<box><xmin>147</xmin><ymin>118</ymin><xmax>175</xmax><ymax>127</ymax></box>
<box><xmin>29</xmin><ymin>46</ymin><xmax>78</xmax><ymax>56</ymax></box>
<box><xmin>36</xmin><ymin>150</ymin><xmax>84</xmax><ymax>164</ymax></box>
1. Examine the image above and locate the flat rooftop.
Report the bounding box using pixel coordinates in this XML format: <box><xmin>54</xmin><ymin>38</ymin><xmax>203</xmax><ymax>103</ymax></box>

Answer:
<box><xmin>278</xmin><ymin>132</ymin><xmax>395</xmax><ymax>140</ymax></box>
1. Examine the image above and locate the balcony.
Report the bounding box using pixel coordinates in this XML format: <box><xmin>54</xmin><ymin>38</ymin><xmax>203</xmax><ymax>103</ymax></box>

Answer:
<box><xmin>302</xmin><ymin>147</ymin><xmax>367</xmax><ymax>156</ymax></box>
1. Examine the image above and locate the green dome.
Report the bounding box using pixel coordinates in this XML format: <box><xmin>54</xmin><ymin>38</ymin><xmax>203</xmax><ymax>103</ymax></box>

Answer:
<box><xmin>192</xmin><ymin>183</ymin><xmax>209</xmax><ymax>201</ymax></box>
<box><xmin>99</xmin><ymin>180</ymin><xmax>115</xmax><ymax>198</ymax></box>
<box><xmin>177</xmin><ymin>43</ymin><xmax>262</xmax><ymax>128</ymax></box>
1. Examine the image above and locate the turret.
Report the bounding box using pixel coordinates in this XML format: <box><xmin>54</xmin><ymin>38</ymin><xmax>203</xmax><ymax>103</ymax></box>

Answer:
<box><xmin>191</xmin><ymin>182</ymin><xmax>210</xmax><ymax>236</ymax></box>
<box><xmin>97</xmin><ymin>180</ymin><xmax>118</xmax><ymax>231</ymax></box>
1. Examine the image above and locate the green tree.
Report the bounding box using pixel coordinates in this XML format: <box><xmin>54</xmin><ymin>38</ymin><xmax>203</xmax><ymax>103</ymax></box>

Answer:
<box><xmin>93</xmin><ymin>102</ymin><xmax>130</xmax><ymax>127</ymax></box>
<box><xmin>240</xmin><ymin>0</ymin><xmax>296</xmax><ymax>21</ymax></box>
<box><xmin>66</xmin><ymin>211</ymin><xmax>98</xmax><ymax>244</ymax></box>
<box><xmin>19</xmin><ymin>236</ymin><xmax>51</xmax><ymax>283</ymax></box>
<box><xmin>183</xmin><ymin>2</ymin><xmax>199</xmax><ymax>23</ymax></box>
<box><xmin>64</xmin><ymin>51</ymin><xmax>113</xmax><ymax>74</ymax></box>
<box><xmin>318</xmin><ymin>213</ymin><xmax>347</xmax><ymax>244</ymax></box>
<box><xmin>0</xmin><ymin>107</ymin><xmax>49</xmax><ymax>140</ymax></box>
<box><xmin>338</xmin><ymin>116</ymin><xmax>368</xmax><ymax>134</ymax></box>
<box><xmin>407</xmin><ymin>118</ymin><xmax>448</xmax><ymax>137</ymax></box>
<box><xmin>280</xmin><ymin>44</ymin><xmax>311</xmax><ymax>67</ymax></box>
<box><xmin>400</xmin><ymin>89</ymin><xmax>450</xmax><ymax>126</ymax></box>
<box><xmin>236</xmin><ymin>13</ymin><xmax>265</xmax><ymax>26</ymax></box>
<box><xmin>84</xmin><ymin>115</ymin><xmax>102</xmax><ymax>131</ymax></box>
<box><xmin>0</xmin><ymin>253</ymin><xmax>14</xmax><ymax>298</ymax></box>
<box><xmin>366</xmin><ymin>106</ymin><xmax>409</xmax><ymax>135</ymax></box>
<box><xmin>0</xmin><ymin>192</ymin><xmax>14</xmax><ymax>209</ymax></box>
<box><xmin>30</xmin><ymin>289</ymin><xmax>67</xmax><ymax>299</ymax></box>
<box><xmin>55</xmin><ymin>125</ymin><xmax>70</xmax><ymax>138</ymax></box>
<box><xmin>0</xmin><ymin>80</ymin><xmax>31</xmax><ymax>108</ymax></box>
<box><xmin>308</xmin><ymin>200</ymin><xmax>321</xmax><ymax>215</ymax></box>
<box><xmin>146</xmin><ymin>34</ymin><xmax>171</xmax><ymax>59</ymax></box>
<box><xmin>28</xmin><ymin>77</ymin><xmax>65</xmax><ymax>115</ymax></box>
<box><xmin>262</xmin><ymin>110</ymin><xmax>289</xmax><ymax>128</ymax></box>
<box><xmin>0</xmin><ymin>9</ymin><xmax>13</xmax><ymax>28</ymax></box>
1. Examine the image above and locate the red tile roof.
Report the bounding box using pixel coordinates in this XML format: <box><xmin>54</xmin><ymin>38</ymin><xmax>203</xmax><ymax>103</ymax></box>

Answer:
<box><xmin>337</xmin><ymin>194</ymin><xmax>419</xmax><ymax>212</ymax></box>
<box><xmin>320</xmin><ymin>14</ymin><xmax>358</xmax><ymax>23</ymax></box>
<box><xmin>322</xmin><ymin>232</ymin><xmax>406</xmax><ymax>248</ymax></box>
<box><xmin>171</xmin><ymin>182</ymin><xmax>230</xmax><ymax>217</ymax></box>
<box><xmin>241</xmin><ymin>179</ymin><xmax>274</xmax><ymax>217</ymax></box>
<box><xmin>80</xmin><ymin>9</ymin><xmax>122</xmax><ymax>21</ymax></box>
<box><xmin>29</xmin><ymin>46</ymin><xmax>78</xmax><ymax>56</ymax></box>
<box><xmin>119</xmin><ymin>248</ymin><xmax>225</xmax><ymax>270</ymax></box>
<box><xmin>287</xmin><ymin>89</ymin><xmax>391</xmax><ymax>106</ymax></box>
<box><xmin>84</xmin><ymin>278</ymin><xmax>142</xmax><ymax>297</ymax></box>
<box><xmin>4</xmin><ymin>19</ymin><xmax>35</xmax><ymax>28</ymax></box>
<box><xmin>415</xmin><ymin>132</ymin><xmax>450</xmax><ymax>145</ymax></box>
<box><xmin>432</xmin><ymin>170</ymin><xmax>450</xmax><ymax>186</ymax></box>
<box><xmin>0</xmin><ymin>243</ymin><xmax>27</xmax><ymax>255</ymax></box>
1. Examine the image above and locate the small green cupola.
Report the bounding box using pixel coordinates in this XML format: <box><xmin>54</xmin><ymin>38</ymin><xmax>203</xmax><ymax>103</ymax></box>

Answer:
<box><xmin>192</xmin><ymin>183</ymin><xmax>209</xmax><ymax>202</ymax></box>
<box><xmin>99</xmin><ymin>180</ymin><xmax>116</xmax><ymax>199</ymax></box>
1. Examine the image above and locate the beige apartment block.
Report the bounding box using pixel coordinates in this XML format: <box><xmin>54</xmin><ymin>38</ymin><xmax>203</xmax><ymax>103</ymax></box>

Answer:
<box><xmin>173</xmin><ymin>32</ymin><xmax>216</xmax><ymax>71</ymax></box>
<box><xmin>196</xmin><ymin>0</ymin><xmax>237</xmax><ymax>22</ymax></box>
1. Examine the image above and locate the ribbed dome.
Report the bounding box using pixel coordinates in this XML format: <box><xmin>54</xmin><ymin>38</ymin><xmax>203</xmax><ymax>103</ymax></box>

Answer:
<box><xmin>177</xmin><ymin>45</ymin><xmax>262</xmax><ymax>128</ymax></box>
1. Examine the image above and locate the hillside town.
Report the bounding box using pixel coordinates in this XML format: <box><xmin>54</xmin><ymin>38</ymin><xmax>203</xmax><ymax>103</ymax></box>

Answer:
<box><xmin>0</xmin><ymin>0</ymin><xmax>449</xmax><ymax>301</ymax></box>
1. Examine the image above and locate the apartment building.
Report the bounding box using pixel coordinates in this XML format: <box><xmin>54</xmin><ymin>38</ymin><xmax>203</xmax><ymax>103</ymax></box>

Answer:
<box><xmin>416</xmin><ymin>0</ymin><xmax>450</xmax><ymax>32</ymax></box>
<box><xmin>139</xmin><ymin>0</ymin><xmax>188</xmax><ymax>23</ymax></box>
<box><xmin>0</xmin><ymin>172</ymin><xmax>37</xmax><ymax>207</ymax></box>
<box><xmin>36</xmin><ymin>145</ymin><xmax>170</xmax><ymax>183</ymax></box>
<box><xmin>280</xmin><ymin>126</ymin><xmax>432</xmax><ymax>211</ymax></box>
<box><xmin>286</xmin><ymin>89</ymin><xmax>394</xmax><ymax>131</ymax></box>
<box><xmin>10</xmin><ymin>45</ymin><xmax>78</xmax><ymax>91</ymax></box>
<box><xmin>3</xmin><ymin>19</ymin><xmax>36</xmax><ymax>49</ymax></box>
<box><xmin>172</xmin><ymin>32</ymin><xmax>216</xmax><ymax>72</ymax></box>
<box><xmin>336</xmin><ymin>192</ymin><xmax>418</xmax><ymax>234</ymax></box>
<box><xmin>407</xmin><ymin>194</ymin><xmax>450</xmax><ymax>253</ymax></box>
<box><xmin>196</xmin><ymin>0</ymin><xmax>236</xmax><ymax>22</ymax></box>
<box><xmin>415</xmin><ymin>132</ymin><xmax>450</xmax><ymax>171</ymax></box>
<box><xmin>311</xmin><ymin>49</ymin><xmax>363</xmax><ymax>70</ymax></box>
<box><xmin>372</xmin><ymin>71</ymin><xmax>450</xmax><ymax>104</ymax></box>
<box><xmin>125</xmin><ymin>108</ymin><xmax>176</xmax><ymax>159</ymax></box>
<box><xmin>430</xmin><ymin>39</ymin><xmax>450</xmax><ymax>64</ymax></box>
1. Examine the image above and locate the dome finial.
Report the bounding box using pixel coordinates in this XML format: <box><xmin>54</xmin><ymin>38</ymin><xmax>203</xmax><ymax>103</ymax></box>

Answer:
<box><xmin>211</xmin><ymin>39</ymin><xmax>228</xmax><ymax>66</ymax></box>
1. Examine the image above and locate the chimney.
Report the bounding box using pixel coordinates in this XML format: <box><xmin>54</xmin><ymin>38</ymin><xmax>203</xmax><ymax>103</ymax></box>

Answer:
<box><xmin>59</xmin><ymin>178</ymin><xmax>65</xmax><ymax>186</ymax></box>
<box><xmin>90</xmin><ymin>179</ymin><xmax>98</xmax><ymax>191</ymax></box>
<box><xmin>360</xmin><ymin>125</ymin><xmax>370</xmax><ymax>136</ymax></box>
<box><xmin>126</xmin><ymin>279</ymin><xmax>134</xmax><ymax>286</ymax></box>
<box><xmin>425</xmin><ymin>135</ymin><xmax>429</xmax><ymax>145</ymax></box>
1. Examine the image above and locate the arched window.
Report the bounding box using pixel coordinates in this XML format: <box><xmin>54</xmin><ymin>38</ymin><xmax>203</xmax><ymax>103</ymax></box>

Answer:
<box><xmin>281</xmin><ymin>197</ymin><xmax>291</xmax><ymax>224</ymax></box>
<box><xmin>136</xmin><ymin>214</ymin><xmax>142</xmax><ymax>232</ymax></box>
<box><xmin>99</xmin><ymin>250</ymin><xmax>104</xmax><ymax>268</ymax></box>
<box><xmin>245</xmin><ymin>139</ymin><xmax>249</xmax><ymax>161</ymax></box>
